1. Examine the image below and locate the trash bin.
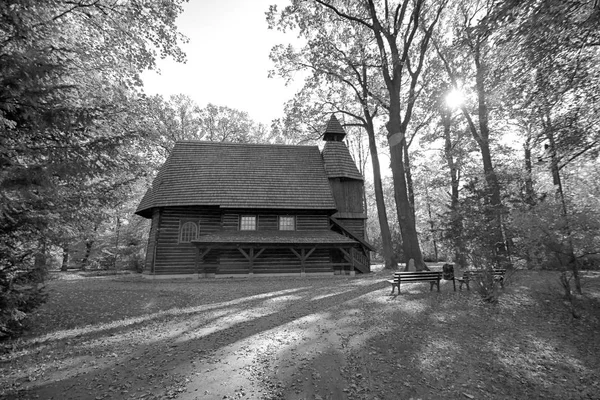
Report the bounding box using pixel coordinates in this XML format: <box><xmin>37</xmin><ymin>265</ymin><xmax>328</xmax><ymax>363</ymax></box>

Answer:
<box><xmin>442</xmin><ymin>263</ymin><xmax>454</xmax><ymax>280</ymax></box>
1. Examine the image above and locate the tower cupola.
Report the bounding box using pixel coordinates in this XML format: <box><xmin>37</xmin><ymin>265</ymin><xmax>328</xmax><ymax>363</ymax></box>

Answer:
<box><xmin>323</xmin><ymin>115</ymin><xmax>346</xmax><ymax>142</ymax></box>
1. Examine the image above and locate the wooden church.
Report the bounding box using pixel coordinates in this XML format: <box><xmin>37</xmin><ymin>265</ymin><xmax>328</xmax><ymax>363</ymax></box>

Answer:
<box><xmin>135</xmin><ymin>115</ymin><xmax>373</xmax><ymax>277</ymax></box>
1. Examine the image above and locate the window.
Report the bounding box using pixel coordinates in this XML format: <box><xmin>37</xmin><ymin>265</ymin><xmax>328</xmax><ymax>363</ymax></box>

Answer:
<box><xmin>279</xmin><ymin>216</ymin><xmax>295</xmax><ymax>231</ymax></box>
<box><xmin>240</xmin><ymin>215</ymin><xmax>256</xmax><ymax>231</ymax></box>
<box><xmin>180</xmin><ymin>221</ymin><xmax>198</xmax><ymax>243</ymax></box>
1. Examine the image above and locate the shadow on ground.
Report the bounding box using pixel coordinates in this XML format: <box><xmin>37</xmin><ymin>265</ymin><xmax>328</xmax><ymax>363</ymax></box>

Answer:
<box><xmin>1</xmin><ymin>275</ymin><xmax>386</xmax><ymax>399</ymax></box>
<box><xmin>1</xmin><ymin>271</ymin><xmax>599</xmax><ymax>400</ymax></box>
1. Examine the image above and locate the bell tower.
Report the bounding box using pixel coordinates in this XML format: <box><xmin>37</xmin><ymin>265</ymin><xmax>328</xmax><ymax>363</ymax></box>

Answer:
<box><xmin>321</xmin><ymin>115</ymin><xmax>366</xmax><ymax>240</ymax></box>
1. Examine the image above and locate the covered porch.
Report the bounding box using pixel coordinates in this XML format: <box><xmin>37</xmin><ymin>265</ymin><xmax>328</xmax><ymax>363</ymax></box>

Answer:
<box><xmin>191</xmin><ymin>230</ymin><xmax>370</xmax><ymax>277</ymax></box>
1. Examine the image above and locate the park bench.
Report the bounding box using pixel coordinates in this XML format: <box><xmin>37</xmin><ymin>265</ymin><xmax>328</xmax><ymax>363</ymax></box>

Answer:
<box><xmin>457</xmin><ymin>268</ymin><xmax>506</xmax><ymax>291</ymax></box>
<box><xmin>387</xmin><ymin>271</ymin><xmax>443</xmax><ymax>295</ymax></box>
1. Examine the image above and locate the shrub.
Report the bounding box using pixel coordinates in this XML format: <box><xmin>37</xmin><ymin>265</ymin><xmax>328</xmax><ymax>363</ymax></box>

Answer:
<box><xmin>471</xmin><ymin>268</ymin><xmax>502</xmax><ymax>304</ymax></box>
<box><xmin>0</xmin><ymin>269</ymin><xmax>48</xmax><ymax>340</ymax></box>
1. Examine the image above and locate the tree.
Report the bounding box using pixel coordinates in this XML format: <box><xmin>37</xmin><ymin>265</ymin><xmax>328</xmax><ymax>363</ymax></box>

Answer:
<box><xmin>495</xmin><ymin>0</ymin><xmax>600</xmax><ymax>295</ymax></box>
<box><xmin>268</xmin><ymin>17</ymin><xmax>401</xmax><ymax>268</ymax></box>
<box><xmin>0</xmin><ymin>0</ymin><xmax>186</xmax><ymax>338</ymax></box>
<box><xmin>198</xmin><ymin>103</ymin><xmax>259</xmax><ymax>143</ymax></box>
<box><xmin>432</xmin><ymin>1</ymin><xmax>519</xmax><ymax>267</ymax></box>
<box><xmin>269</xmin><ymin>0</ymin><xmax>448</xmax><ymax>269</ymax></box>
<box><xmin>144</xmin><ymin>94</ymin><xmax>204</xmax><ymax>160</ymax></box>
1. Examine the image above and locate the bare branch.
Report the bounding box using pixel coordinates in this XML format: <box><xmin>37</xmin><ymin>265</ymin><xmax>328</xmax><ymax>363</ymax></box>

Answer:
<box><xmin>314</xmin><ymin>0</ymin><xmax>374</xmax><ymax>29</ymax></box>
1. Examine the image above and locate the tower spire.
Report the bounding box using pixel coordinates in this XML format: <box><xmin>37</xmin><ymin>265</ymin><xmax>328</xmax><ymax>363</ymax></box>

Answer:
<box><xmin>323</xmin><ymin>114</ymin><xmax>346</xmax><ymax>142</ymax></box>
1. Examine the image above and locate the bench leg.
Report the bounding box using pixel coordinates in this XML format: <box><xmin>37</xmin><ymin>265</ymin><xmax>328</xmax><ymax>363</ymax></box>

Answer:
<box><xmin>429</xmin><ymin>281</ymin><xmax>441</xmax><ymax>292</ymax></box>
<box><xmin>452</xmin><ymin>279</ymin><xmax>456</xmax><ymax>292</ymax></box>
<box><xmin>391</xmin><ymin>283</ymin><xmax>400</xmax><ymax>295</ymax></box>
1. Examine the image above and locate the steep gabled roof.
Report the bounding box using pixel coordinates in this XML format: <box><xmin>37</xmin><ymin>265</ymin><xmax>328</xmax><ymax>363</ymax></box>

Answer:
<box><xmin>321</xmin><ymin>141</ymin><xmax>364</xmax><ymax>180</ymax></box>
<box><xmin>135</xmin><ymin>141</ymin><xmax>337</xmax><ymax>217</ymax></box>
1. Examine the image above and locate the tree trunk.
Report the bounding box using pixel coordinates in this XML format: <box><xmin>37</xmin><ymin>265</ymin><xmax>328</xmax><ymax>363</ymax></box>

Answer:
<box><xmin>365</xmin><ymin>115</ymin><xmax>397</xmax><ymax>269</ymax></box>
<box><xmin>460</xmin><ymin>44</ymin><xmax>506</xmax><ymax>262</ymax></box>
<box><xmin>34</xmin><ymin>238</ymin><xmax>47</xmax><ymax>274</ymax></box>
<box><xmin>362</xmin><ymin>188</ymin><xmax>369</xmax><ymax>242</ymax></box>
<box><xmin>61</xmin><ymin>244</ymin><xmax>69</xmax><ymax>271</ymax></box>
<box><xmin>479</xmin><ymin>141</ymin><xmax>507</xmax><ymax>257</ymax></box>
<box><xmin>423</xmin><ymin>184</ymin><xmax>438</xmax><ymax>262</ymax></box>
<box><xmin>523</xmin><ymin>136</ymin><xmax>536</xmax><ymax>270</ymax></box>
<box><xmin>387</xmin><ymin>103</ymin><xmax>427</xmax><ymax>270</ymax></box>
<box><xmin>363</xmin><ymin>0</ymin><xmax>439</xmax><ymax>270</ymax></box>
<box><xmin>403</xmin><ymin>143</ymin><xmax>415</xmax><ymax>211</ymax></box>
<box><xmin>546</xmin><ymin>130</ymin><xmax>582</xmax><ymax>294</ymax></box>
<box><xmin>559</xmin><ymin>270</ymin><xmax>572</xmax><ymax>300</ymax></box>
<box><xmin>524</xmin><ymin>132</ymin><xmax>536</xmax><ymax>205</ymax></box>
<box><xmin>114</xmin><ymin>214</ymin><xmax>121</xmax><ymax>270</ymax></box>
<box><xmin>80</xmin><ymin>240</ymin><xmax>94</xmax><ymax>270</ymax></box>
<box><xmin>442</xmin><ymin>111</ymin><xmax>468</xmax><ymax>268</ymax></box>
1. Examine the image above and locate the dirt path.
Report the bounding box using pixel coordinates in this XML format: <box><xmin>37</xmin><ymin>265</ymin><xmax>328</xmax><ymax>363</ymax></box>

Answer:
<box><xmin>1</xmin><ymin>270</ymin><xmax>599</xmax><ymax>399</ymax></box>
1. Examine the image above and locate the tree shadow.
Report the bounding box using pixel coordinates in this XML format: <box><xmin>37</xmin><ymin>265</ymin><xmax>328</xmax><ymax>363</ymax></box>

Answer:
<box><xmin>255</xmin><ymin>272</ymin><xmax>600</xmax><ymax>399</ymax></box>
<box><xmin>1</xmin><ymin>277</ymin><xmax>387</xmax><ymax>400</ymax></box>
<box><xmin>4</xmin><ymin>271</ymin><xmax>598</xmax><ymax>400</ymax></box>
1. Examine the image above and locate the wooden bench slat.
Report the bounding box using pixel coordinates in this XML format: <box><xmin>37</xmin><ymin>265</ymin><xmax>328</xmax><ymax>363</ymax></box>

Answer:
<box><xmin>393</xmin><ymin>272</ymin><xmax>441</xmax><ymax>276</ymax></box>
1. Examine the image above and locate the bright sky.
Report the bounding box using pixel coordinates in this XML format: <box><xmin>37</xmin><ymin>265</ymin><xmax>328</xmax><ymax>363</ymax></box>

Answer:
<box><xmin>141</xmin><ymin>0</ymin><xmax>301</xmax><ymax>126</ymax></box>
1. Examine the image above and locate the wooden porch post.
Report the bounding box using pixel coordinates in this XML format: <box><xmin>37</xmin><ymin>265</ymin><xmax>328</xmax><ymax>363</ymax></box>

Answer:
<box><xmin>339</xmin><ymin>247</ymin><xmax>356</xmax><ymax>276</ymax></box>
<box><xmin>238</xmin><ymin>247</ymin><xmax>265</xmax><ymax>276</ymax></box>
<box><xmin>195</xmin><ymin>247</ymin><xmax>200</xmax><ymax>276</ymax></box>
<box><xmin>195</xmin><ymin>247</ymin><xmax>212</xmax><ymax>277</ymax></box>
<box><xmin>350</xmin><ymin>247</ymin><xmax>355</xmax><ymax>276</ymax></box>
<box><xmin>290</xmin><ymin>247</ymin><xmax>316</xmax><ymax>277</ymax></box>
<box><xmin>249</xmin><ymin>248</ymin><xmax>254</xmax><ymax>275</ymax></box>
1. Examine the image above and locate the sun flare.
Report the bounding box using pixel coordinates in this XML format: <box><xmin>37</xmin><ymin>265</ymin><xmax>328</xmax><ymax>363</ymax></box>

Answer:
<box><xmin>445</xmin><ymin>88</ymin><xmax>465</xmax><ymax>109</ymax></box>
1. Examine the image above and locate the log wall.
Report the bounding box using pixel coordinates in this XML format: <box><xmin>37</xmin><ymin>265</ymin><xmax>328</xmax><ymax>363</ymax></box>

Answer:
<box><xmin>218</xmin><ymin>248</ymin><xmax>332</xmax><ymax>275</ymax></box>
<box><xmin>149</xmin><ymin>207</ymin><xmax>343</xmax><ymax>275</ymax></box>
<box><xmin>144</xmin><ymin>208</ymin><xmax>161</xmax><ymax>273</ymax></box>
<box><xmin>221</xmin><ymin>210</ymin><xmax>330</xmax><ymax>231</ymax></box>
<box><xmin>336</xmin><ymin>218</ymin><xmax>366</xmax><ymax>240</ymax></box>
<box><xmin>329</xmin><ymin>179</ymin><xmax>364</xmax><ymax>214</ymax></box>
<box><xmin>217</xmin><ymin>210</ymin><xmax>332</xmax><ymax>275</ymax></box>
<box><xmin>153</xmin><ymin>206</ymin><xmax>220</xmax><ymax>274</ymax></box>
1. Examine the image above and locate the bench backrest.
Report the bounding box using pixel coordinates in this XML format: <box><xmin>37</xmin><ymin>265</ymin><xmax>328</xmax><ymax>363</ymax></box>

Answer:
<box><xmin>463</xmin><ymin>269</ymin><xmax>506</xmax><ymax>277</ymax></box>
<box><xmin>393</xmin><ymin>271</ymin><xmax>442</xmax><ymax>282</ymax></box>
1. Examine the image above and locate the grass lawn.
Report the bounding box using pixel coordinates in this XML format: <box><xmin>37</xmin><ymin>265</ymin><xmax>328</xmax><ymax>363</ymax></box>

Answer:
<box><xmin>1</xmin><ymin>268</ymin><xmax>599</xmax><ymax>399</ymax></box>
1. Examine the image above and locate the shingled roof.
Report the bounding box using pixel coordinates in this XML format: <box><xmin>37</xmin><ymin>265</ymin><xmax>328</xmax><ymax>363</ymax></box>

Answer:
<box><xmin>322</xmin><ymin>141</ymin><xmax>364</xmax><ymax>180</ymax></box>
<box><xmin>320</xmin><ymin>115</ymin><xmax>363</xmax><ymax>180</ymax></box>
<box><xmin>324</xmin><ymin>114</ymin><xmax>346</xmax><ymax>137</ymax></box>
<box><xmin>135</xmin><ymin>141</ymin><xmax>337</xmax><ymax>217</ymax></box>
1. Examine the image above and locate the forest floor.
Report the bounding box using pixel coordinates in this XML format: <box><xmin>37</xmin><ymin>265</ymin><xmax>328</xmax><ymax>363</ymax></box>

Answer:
<box><xmin>1</xmin><ymin>267</ymin><xmax>599</xmax><ymax>400</ymax></box>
